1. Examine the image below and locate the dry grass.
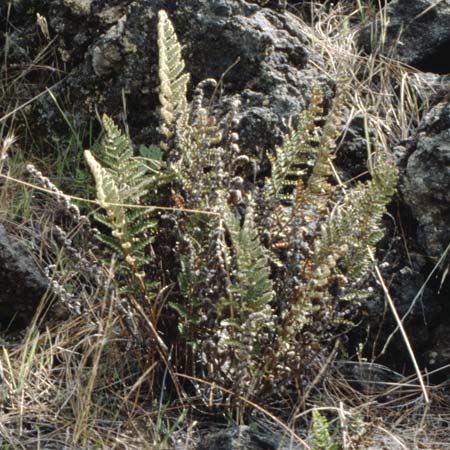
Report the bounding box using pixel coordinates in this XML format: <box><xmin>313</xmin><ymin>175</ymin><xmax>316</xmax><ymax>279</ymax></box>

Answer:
<box><xmin>0</xmin><ymin>1</ymin><xmax>448</xmax><ymax>449</ymax></box>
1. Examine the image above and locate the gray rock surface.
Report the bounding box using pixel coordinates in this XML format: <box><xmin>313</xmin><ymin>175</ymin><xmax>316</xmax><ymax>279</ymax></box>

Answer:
<box><xmin>0</xmin><ymin>224</ymin><xmax>49</xmax><ymax>329</ymax></box>
<box><xmin>397</xmin><ymin>100</ymin><xmax>450</xmax><ymax>260</ymax></box>
<box><xmin>358</xmin><ymin>0</ymin><xmax>450</xmax><ymax>72</ymax></box>
<box><xmin>335</xmin><ymin>114</ymin><xmax>376</xmax><ymax>181</ymax></box>
<box><xmin>196</xmin><ymin>425</ymin><xmax>303</xmax><ymax>450</ymax></box>
<box><xmin>28</xmin><ymin>0</ymin><xmax>332</xmax><ymax>158</ymax></box>
<box><xmin>408</xmin><ymin>72</ymin><xmax>450</xmax><ymax>106</ymax></box>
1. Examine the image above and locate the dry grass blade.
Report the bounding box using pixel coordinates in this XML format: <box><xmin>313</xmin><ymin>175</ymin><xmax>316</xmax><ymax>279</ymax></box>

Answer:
<box><xmin>368</xmin><ymin>248</ymin><xmax>429</xmax><ymax>404</ymax></box>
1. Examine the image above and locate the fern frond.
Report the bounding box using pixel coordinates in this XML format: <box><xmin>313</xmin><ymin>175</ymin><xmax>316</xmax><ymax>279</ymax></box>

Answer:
<box><xmin>306</xmin><ymin>82</ymin><xmax>346</xmax><ymax>202</ymax></box>
<box><xmin>98</xmin><ymin>114</ymin><xmax>151</xmax><ymax>203</ymax></box>
<box><xmin>264</xmin><ymin>84</ymin><xmax>323</xmax><ymax>201</ymax></box>
<box><xmin>211</xmin><ymin>201</ymin><xmax>275</xmax><ymax>385</ymax></box>
<box><xmin>84</xmin><ymin>115</ymin><xmax>160</xmax><ymax>282</ymax></box>
<box><xmin>290</xmin><ymin>150</ymin><xmax>397</xmax><ymax>325</ymax></box>
<box><xmin>224</xmin><ymin>203</ymin><xmax>274</xmax><ymax>311</ymax></box>
<box><xmin>320</xmin><ymin>151</ymin><xmax>397</xmax><ymax>280</ymax></box>
<box><xmin>169</xmin><ymin>86</ymin><xmax>224</xmax><ymax>206</ymax></box>
<box><xmin>156</xmin><ymin>14</ymin><xmax>223</xmax><ymax>204</ymax></box>
<box><xmin>158</xmin><ymin>10</ymin><xmax>190</xmax><ymax>146</ymax></box>
<box><xmin>311</xmin><ymin>409</ymin><xmax>338</xmax><ymax>450</ymax></box>
<box><xmin>84</xmin><ymin>150</ymin><xmax>125</xmax><ymax>229</ymax></box>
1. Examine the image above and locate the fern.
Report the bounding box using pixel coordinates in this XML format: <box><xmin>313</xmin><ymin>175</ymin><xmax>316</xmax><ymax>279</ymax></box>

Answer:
<box><xmin>264</xmin><ymin>84</ymin><xmax>323</xmax><ymax>202</ymax></box>
<box><xmin>84</xmin><ymin>115</ymin><xmax>157</xmax><ymax>289</ymax></box>
<box><xmin>169</xmin><ymin>81</ymin><xmax>224</xmax><ymax>208</ymax></box>
<box><xmin>157</xmin><ymin>11</ymin><xmax>224</xmax><ymax>204</ymax></box>
<box><xmin>79</xmin><ymin>9</ymin><xmax>398</xmax><ymax>413</ymax></box>
<box><xmin>214</xmin><ymin>199</ymin><xmax>275</xmax><ymax>395</ymax></box>
<box><xmin>319</xmin><ymin>151</ymin><xmax>398</xmax><ymax>280</ymax></box>
<box><xmin>158</xmin><ymin>9</ymin><xmax>190</xmax><ymax>149</ymax></box>
<box><xmin>223</xmin><ymin>202</ymin><xmax>274</xmax><ymax>315</ymax></box>
<box><xmin>310</xmin><ymin>409</ymin><xmax>339</xmax><ymax>450</ymax></box>
<box><xmin>260</xmin><ymin>81</ymin><xmax>398</xmax><ymax>384</ymax></box>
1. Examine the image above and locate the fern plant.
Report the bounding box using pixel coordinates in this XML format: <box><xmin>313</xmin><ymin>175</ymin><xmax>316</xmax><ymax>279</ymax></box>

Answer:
<box><xmin>310</xmin><ymin>409</ymin><xmax>339</xmax><ymax>450</ymax></box>
<box><xmin>82</xmin><ymin>8</ymin><xmax>397</xmax><ymax>413</ymax></box>
<box><xmin>259</xmin><ymin>81</ymin><xmax>397</xmax><ymax>385</ymax></box>
<box><xmin>158</xmin><ymin>9</ymin><xmax>189</xmax><ymax>149</ymax></box>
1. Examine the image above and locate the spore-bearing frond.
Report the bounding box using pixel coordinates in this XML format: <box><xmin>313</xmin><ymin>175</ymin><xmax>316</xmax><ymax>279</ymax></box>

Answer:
<box><xmin>158</xmin><ymin>9</ymin><xmax>190</xmax><ymax>148</ymax></box>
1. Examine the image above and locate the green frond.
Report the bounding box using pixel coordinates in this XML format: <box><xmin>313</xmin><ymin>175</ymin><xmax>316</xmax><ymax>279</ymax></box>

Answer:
<box><xmin>93</xmin><ymin>231</ymin><xmax>124</xmax><ymax>254</ymax></box>
<box><xmin>264</xmin><ymin>84</ymin><xmax>323</xmax><ymax>201</ymax></box>
<box><xmin>294</xmin><ymin>149</ymin><xmax>397</xmax><ymax>317</ymax></box>
<box><xmin>100</xmin><ymin>115</ymin><xmax>132</xmax><ymax>168</ymax></box>
<box><xmin>126</xmin><ymin>211</ymin><xmax>158</xmax><ymax>235</ymax></box>
<box><xmin>131</xmin><ymin>234</ymin><xmax>156</xmax><ymax>253</ymax></box>
<box><xmin>84</xmin><ymin>116</ymin><xmax>160</xmax><ymax>287</ymax></box>
<box><xmin>98</xmin><ymin>114</ymin><xmax>151</xmax><ymax>203</ymax></box>
<box><xmin>225</xmin><ymin>203</ymin><xmax>274</xmax><ymax>311</ymax></box>
<box><xmin>169</xmin><ymin>108</ymin><xmax>223</xmax><ymax>204</ymax></box>
<box><xmin>92</xmin><ymin>211</ymin><xmax>119</xmax><ymax>231</ymax></box>
<box><xmin>321</xmin><ymin>151</ymin><xmax>397</xmax><ymax>280</ymax></box>
<box><xmin>310</xmin><ymin>409</ymin><xmax>338</xmax><ymax>450</ymax></box>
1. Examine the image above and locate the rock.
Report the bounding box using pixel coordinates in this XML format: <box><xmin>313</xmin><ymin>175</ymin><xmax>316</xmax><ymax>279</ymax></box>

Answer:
<box><xmin>407</xmin><ymin>72</ymin><xmax>450</xmax><ymax>106</ymax></box>
<box><xmin>63</xmin><ymin>0</ymin><xmax>93</xmax><ymax>15</ymax></box>
<box><xmin>426</xmin><ymin>319</ymin><xmax>450</xmax><ymax>381</ymax></box>
<box><xmin>358</xmin><ymin>0</ymin><xmax>450</xmax><ymax>73</ymax></box>
<box><xmin>23</xmin><ymin>0</ymin><xmax>333</xmax><ymax>159</ymax></box>
<box><xmin>398</xmin><ymin>100</ymin><xmax>450</xmax><ymax>260</ymax></box>
<box><xmin>196</xmin><ymin>425</ymin><xmax>302</xmax><ymax>450</ymax></box>
<box><xmin>0</xmin><ymin>224</ymin><xmax>49</xmax><ymax>330</ymax></box>
<box><xmin>386</xmin><ymin>259</ymin><xmax>436</xmax><ymax>353</ymax></box>
<box><xmin>335</xmin><ymin>114</ymin><xmax>376</xmax><ymax>181</ymax></box>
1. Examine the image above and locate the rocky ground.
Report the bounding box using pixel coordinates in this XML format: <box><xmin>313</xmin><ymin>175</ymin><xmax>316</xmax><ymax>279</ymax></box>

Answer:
<box><xmin>0</xmin><ymin>0</ymin><xmax>449</xmax><ymax>448</ymax></box>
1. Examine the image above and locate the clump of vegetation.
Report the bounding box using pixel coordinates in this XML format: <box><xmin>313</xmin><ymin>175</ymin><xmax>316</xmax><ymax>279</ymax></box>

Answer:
<box><xmin>81</xmin><ymin>9</ymin><xmax>396</xmax><ymax>414</ymax></box>
<box><xmin>1</xmin><ymin>2</ymin><xmax>443</xmax><ymax>449</ymax></box>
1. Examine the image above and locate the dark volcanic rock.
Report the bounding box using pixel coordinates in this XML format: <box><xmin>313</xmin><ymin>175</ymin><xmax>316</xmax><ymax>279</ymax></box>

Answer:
<box><xmin>358</xmin><ymin>0</ymin><xmax>450</xmax><ymax>73</ymax></box>
<box><xmin>397</xmin><ymin>100</ymin><xmax>450</xmax><ymax>260</ymax></box>
<box><xmin>335</xmin><ymin>114</ymin><xmax>376</xmax><ymax>181</ymax></box>
<box><xmin>26</xmin><ymin>0</ymin><xmax>331</xmax><ymax>157</ymax></box>
<box><xmin>0</xmin><ymin>224</ymin><xmax>49</xmax><ymax>329</ymax></box>
<box><xmin>196</xmin><ymin>425</ymin><xmax>302</xmax><ymax>450</ymax></box>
